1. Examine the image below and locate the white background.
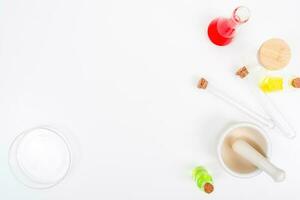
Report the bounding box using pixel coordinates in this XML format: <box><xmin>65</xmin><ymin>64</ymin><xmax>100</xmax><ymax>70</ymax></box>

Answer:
<box><xmin>0</xmin><ymin>0</ymin><xmax>300</xmax><ymax>199</ymax></box>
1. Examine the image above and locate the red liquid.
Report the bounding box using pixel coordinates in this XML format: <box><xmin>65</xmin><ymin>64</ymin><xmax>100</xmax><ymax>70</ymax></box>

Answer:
<box><xmin>207</xmin><ymin>18</ymin><xmax>236</xmax><ymax>46</ymax></box>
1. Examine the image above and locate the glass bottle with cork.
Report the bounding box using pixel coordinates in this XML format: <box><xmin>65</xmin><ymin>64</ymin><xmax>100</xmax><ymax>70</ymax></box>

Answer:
<box><xmin>208</xmin><ymin>6</ymin><xmax>250</xmax><ymax>46</ymax></box>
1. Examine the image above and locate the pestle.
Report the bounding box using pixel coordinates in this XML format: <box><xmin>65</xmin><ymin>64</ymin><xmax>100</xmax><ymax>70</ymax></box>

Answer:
<box><xmin>232</xmin><ymin>139</ymin><xmax>285</xmax><ymax>182</ymax></box>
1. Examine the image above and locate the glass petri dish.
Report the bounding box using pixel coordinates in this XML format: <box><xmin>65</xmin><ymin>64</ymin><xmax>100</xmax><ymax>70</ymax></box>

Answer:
<box><xmin>9</xmin><ymin>126</ymin><xmax>72</xmax><ymax>189</ymax></box>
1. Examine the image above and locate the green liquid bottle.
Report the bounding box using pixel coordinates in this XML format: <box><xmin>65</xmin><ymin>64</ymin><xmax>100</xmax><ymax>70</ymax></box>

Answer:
<box><xmin>192</xmin><ymin>166</ymin><xmax>214</xmax><ymax>194</ymax></box>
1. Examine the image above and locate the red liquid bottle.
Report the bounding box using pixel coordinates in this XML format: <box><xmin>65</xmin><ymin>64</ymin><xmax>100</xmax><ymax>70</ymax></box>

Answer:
<box><xmin>208</xmin><ymin>6</ymin><xmax>250</xmax><ymax>46</ymax></box>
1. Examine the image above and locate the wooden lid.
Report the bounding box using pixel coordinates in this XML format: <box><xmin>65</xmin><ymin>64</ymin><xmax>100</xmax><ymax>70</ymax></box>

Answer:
<box><xmin>258</xmin><ymin>38</ymin><xmax>291</xmax><ymax>70</ymax></box>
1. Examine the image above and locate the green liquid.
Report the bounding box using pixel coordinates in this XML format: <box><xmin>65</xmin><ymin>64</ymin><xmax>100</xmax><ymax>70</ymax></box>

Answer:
<box><xmin>192</xmin><ymin>166</ymin><xmax>213</xmax><ymax>191</ymax></box>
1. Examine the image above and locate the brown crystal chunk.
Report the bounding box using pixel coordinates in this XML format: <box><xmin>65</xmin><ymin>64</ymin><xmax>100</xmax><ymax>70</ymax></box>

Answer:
<box><xmin>236</xmin><ymin>66</ymin><xmax>249</xmax><ymax>78</ymax></box>
<box><xmin>292</xmin><ymin>78</ymin><xmax>300</xmax><ymax>88</ymax></box>
<box><xmin>197</xmin><ymin>78</ymin><xmax>208</xmax><ymax>89</ymax></box>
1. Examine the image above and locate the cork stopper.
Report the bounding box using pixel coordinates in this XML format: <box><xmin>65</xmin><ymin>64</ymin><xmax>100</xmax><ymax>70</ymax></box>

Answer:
<box><xmin>197</xmin><ymin>78</ymin><xmax>208</xmax><ymax>89</ymax></box>
<box><xmin>203</xmin><ymin>183</ymin><xmax>214</xmax><ymax>194</ymax></box>
<box><xmin>236</xmin><ymin>66</ymin><xmax>249</xmax><ymax>78</ymax></box>
<box><xmin>291</xmin><ymin>78</ymin><xmax>300</xmax><ymax>88</ymax></box>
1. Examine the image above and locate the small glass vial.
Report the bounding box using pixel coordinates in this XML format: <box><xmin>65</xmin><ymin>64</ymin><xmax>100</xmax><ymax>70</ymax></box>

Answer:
<box><xmin>192</xmin><ymin>166</ymin><xmax>214</xmax><ymax>194</ymax></box>
<box><xmin>208</xmin><ymin>6</ymin><xmax>250</xmax><ymax>46</ymax></box>
<box><xmin>259</xmin><ymin>76</ymin><xmax>284</xmax><ymax>93</ymax></box>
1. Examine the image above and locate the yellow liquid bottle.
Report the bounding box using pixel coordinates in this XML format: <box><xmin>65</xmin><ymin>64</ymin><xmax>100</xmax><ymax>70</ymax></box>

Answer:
<box><xmin>259</xmin><ymin>77</ymin><xmax>284</xmax><ymax>93</ymax></box>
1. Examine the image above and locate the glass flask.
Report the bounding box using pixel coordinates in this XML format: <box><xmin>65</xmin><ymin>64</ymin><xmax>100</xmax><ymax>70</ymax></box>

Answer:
<box><xmin>207</xmin><ymin>6</ymin><xmax>250</xmax><ymax>46</ymax></box>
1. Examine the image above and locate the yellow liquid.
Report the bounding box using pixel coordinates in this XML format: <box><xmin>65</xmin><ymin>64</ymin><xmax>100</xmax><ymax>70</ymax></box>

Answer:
<box><xmin>259</xmin><ymin>77</ymin><xmax>283</xmax><ymax>93</ymax></box>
